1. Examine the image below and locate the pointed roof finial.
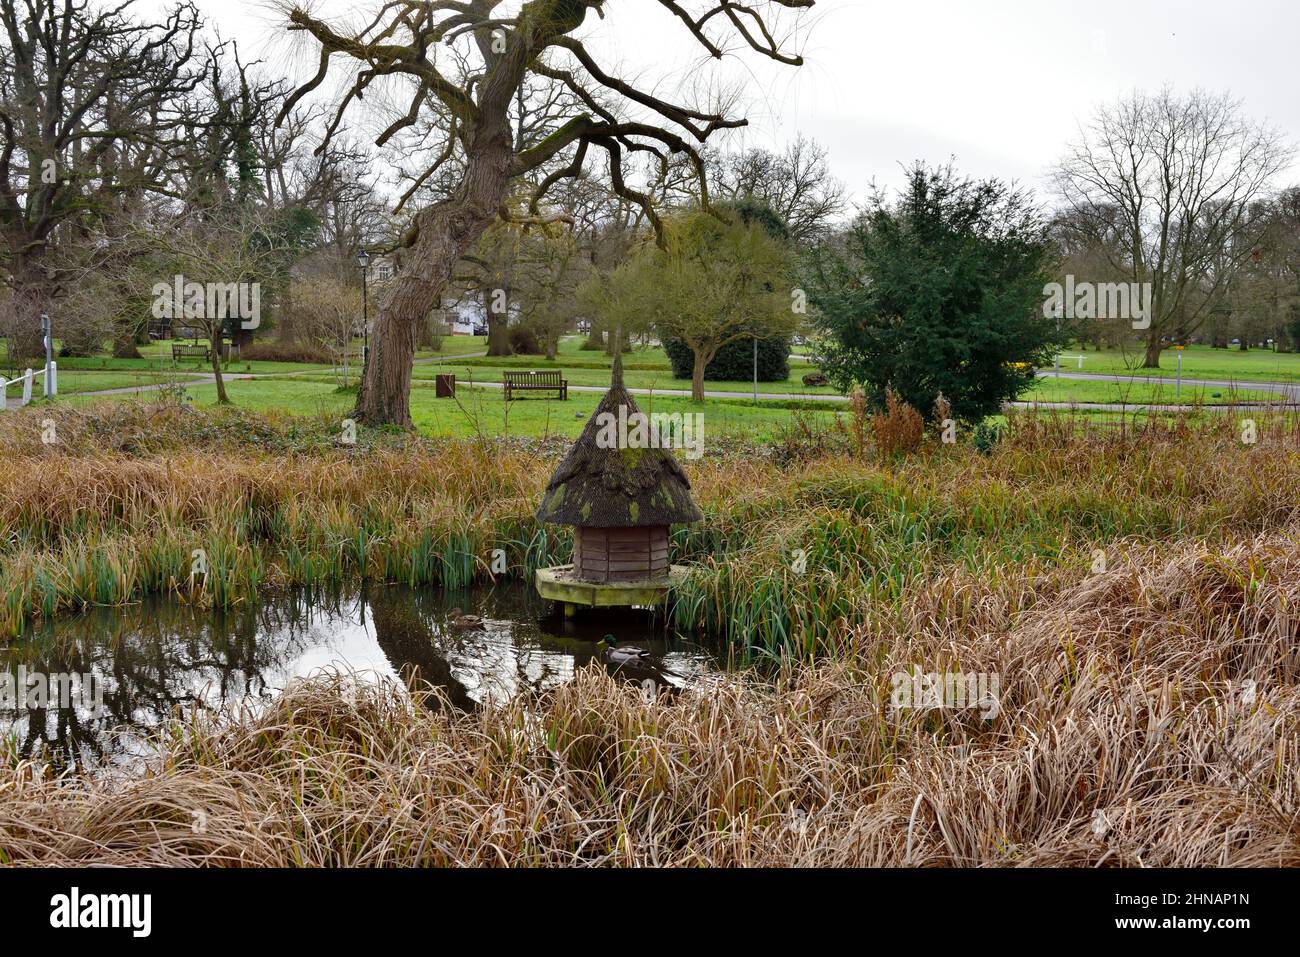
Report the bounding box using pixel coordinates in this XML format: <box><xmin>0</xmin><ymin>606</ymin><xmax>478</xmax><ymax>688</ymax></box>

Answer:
<box><xmin>611</xmin><ymin>324</ymin><xmax>624</xmax><ymax>389</ymax></box>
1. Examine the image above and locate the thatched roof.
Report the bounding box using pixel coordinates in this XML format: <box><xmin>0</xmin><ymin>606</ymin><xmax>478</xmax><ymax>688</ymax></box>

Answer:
<box><xmin>535</xmin><ymin>352</ymin><xmax>703</xmax><ymax>528</ymax></box>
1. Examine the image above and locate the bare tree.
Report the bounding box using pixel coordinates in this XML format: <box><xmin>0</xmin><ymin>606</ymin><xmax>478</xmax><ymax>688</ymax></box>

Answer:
<box><xmin>1054</xmin><ymin>88</ymin><xmax>1293</xmax><ymax>367</ymax></box>
<box><xmin>1229</xmin><ymin>194</ymin><xmax>1300</xmax><ymax>352</ymax></box>
<box><xmin>286</xmin><ymin>275</ymin><xmax>363</xmax><ymax>384</ymax></box>
<box><xmin>707</xmin><ymin>134</ymin><xmax>847</xmax><ymax>243</ymax></box>
<box><xmin>282</xmin><ymin>0</ymin><xmax>815</xmax><ymax>428</ymax></box>
<box><xmin>0</xmin><ymin>0</ymin><xmax>203</xmax><ymax>360</ymax></box>
<box><xmin>147</xmin><ymin>206</ymin><xmax>288</xmax><ymax>403</ymax></box>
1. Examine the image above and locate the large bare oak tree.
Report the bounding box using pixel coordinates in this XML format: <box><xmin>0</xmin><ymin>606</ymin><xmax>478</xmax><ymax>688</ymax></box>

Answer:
<box><xmin>283</xmin><ymin>0</ymin><xmax>814</xmax><ymax>428</ymax></box>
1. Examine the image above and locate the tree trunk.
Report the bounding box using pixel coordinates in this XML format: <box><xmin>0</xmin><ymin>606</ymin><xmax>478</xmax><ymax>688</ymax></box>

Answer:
<box><xmin>4</xmin><ymin>262</ymin><xmax>52</xmax><ymax>362</ymax></box>
<box><xmin>485</xmin><ymin>286</ymin><xmax>512</xmax><ymax>357</ymax></box>
<box><xmin>584</xmin><ymin>328</ymin><xmax>604</xmax><ymax>350</ymax></box>
<box><xmin>210</xmin><ymin>330</ymin><xmax>229</xmax><ymax>404</ymax></box>
<box><xmin>278</xmin><ymin>282</ymin><xmax>299</xmax><ymax>343</ymax></box>
<box><xmin>1141</xmin><ymin>335</ymin><xmax>1163</xmax><ymax>369</ymax></box>
<box><xmin>690</xmin><ymin>349</ymin><xmax>710</xmax><ymax>403</ymax></box>
<box><xmin>353</xmin><ymin>131</ymin><xmax>513</xmax><ymax>428</ymax></box>
<box><xmin>111</xmin><ymin>292</ymin><xmax>145</xmax><ymax>359</ymax></box>
<box><xmin>112</xmin><ymin>330</ymin><xmax>143</xmax><ymax>359</ymax></box>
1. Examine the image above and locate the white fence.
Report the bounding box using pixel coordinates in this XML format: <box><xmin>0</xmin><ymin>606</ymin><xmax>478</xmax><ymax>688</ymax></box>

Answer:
<box><xmin>0</xmin><ymin>362</ymin><xmax>57</xmax><ymax>409</ymax></box>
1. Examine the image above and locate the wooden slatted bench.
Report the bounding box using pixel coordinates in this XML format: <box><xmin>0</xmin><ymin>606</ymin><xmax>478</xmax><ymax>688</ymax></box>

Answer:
<box><xmin>172</xmin><ymin>344</ymin><xmax>211</xmax><ymax>362</ymax></box>
<box><xmin>503</xmin><ymin>369</ymin><xmax>568</xmax><ymax>401</ymax></box>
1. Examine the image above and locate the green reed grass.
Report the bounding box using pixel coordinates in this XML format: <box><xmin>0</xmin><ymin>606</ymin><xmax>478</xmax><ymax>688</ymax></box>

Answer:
<box><xmin>1</xmin><ymin>402</ymin><xmax>1299</xmax><ymax>661</ymax></box>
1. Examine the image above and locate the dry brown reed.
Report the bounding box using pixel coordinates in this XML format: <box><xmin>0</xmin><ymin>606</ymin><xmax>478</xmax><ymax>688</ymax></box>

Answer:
<box><xmin>1</xmin><ymin>530</ymin><xmax>1295</xmax><ymax>866</ymax></box>
<box><xmin>1</xmin><ymin>399</ymin><xmax>1298</xmax><ymax>866</ymax></box>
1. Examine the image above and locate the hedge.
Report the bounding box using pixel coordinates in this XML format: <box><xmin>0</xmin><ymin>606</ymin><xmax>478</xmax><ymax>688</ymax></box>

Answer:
<box><xmin>662</xmin><ymin>335</ymin><xmax>790</xmax><ymax>382</ymax></box>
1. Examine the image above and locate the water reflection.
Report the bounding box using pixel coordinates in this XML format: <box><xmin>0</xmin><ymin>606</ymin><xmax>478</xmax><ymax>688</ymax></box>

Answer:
<box><xmin>0</xmin><ymin>583</ymin><xmax>719</xmax><ymax>773</ymax></box>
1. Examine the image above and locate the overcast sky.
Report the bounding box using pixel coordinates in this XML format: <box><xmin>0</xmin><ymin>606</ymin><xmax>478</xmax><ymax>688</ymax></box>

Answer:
<box><xmin>178</xmin><ymin>0</ymin><xmax>1300</xmax><ymax>207</ymax></box>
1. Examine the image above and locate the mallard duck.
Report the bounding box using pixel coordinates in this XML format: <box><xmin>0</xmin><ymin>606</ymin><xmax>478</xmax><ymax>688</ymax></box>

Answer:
<box><xmin>597</xmin><ymin>634</ymin><xmax>651</xmax><ymax>668</ymax></box>
<box><xmin>448</xmin><ymin>607</ymin><xmax>485</xmax><ymax>630</ymax></box>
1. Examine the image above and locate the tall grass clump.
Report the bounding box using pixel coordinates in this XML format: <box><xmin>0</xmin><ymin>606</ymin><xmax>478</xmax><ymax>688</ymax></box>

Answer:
<box><xmin>0</xmin><ymin>403</ymin><xmax>568</xmax><ymax>638</ymax></box>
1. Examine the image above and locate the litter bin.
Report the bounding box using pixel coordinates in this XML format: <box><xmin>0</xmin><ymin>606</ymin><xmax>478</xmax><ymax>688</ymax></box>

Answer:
<box><xmin>435</xmin><ymin>373</ymin><xmax>456</xmax><ymax>398</ymax></box>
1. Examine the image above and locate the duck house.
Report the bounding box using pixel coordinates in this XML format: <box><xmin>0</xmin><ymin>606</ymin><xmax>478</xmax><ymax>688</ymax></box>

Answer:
<box><xmin>534</xmin><ymin>350</ymin><xmax>702</xmax><ymax>614</ymax></box>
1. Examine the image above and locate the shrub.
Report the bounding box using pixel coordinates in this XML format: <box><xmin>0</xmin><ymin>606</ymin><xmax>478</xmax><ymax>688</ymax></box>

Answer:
<box><xmin>507</xmin><ymin>325</ymin><xmax>542</xmax><ymax>355</ymax></box>
<box><xmin>663</xmin><ymin>335</ymin><xmax>791</xmax><ymax>382</ymax></box>
<box><xmin>804</xmin><ymin>162</ymin><xmax>1059</xmax><ymax>422</ymax></box>
<box><xmin>425</xmin><ymin>319</ymin><xmax>450</xmax><ymax>352</ymax></box>
<box><xmin>870</xmin><ymin>387</ymin><xmax>924</xmax><ymax>458</ymax></box>
<box><xmin>973</xmin><ymin>419</ymin><xmax>1003</xmax><ymax>455</ymax></box>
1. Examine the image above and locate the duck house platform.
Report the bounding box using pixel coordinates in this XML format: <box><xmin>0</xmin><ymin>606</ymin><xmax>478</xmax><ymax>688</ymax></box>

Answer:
<box><xmin>535</xmin><ymin>563</ymin><xmax>689</xmax><ymax>615</ymax></box>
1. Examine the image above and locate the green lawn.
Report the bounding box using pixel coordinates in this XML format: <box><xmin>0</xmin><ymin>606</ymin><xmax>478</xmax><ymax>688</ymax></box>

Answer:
<box><xmin>414</xmin><ymin>335</ymin><xmax>490</xmax><ymax>358</ymax></box>
<box><xmin>3</xmin><ymin>369</ymin><xmax>183</xmax><ymax>397</ymax></box>
<box><xmin>51</xmin><ymin>351</ymin><xmax>330</xmax><ymax>377</ymax></box>
<box><xmin>29</xmin><ymin>335</ymin><xmax>1295</xmax><ymax>436</ymax></box>
<box><xmin>44</xmin><ymin>358</ymin><xmax>1281</xmax><ymax>424</ymax></box>
<box><xmin>67</xmin><ymin>376</ymin><xmax>842</xmax><ymax>440</ymax></box>
<box><xmin>408</xmin><ymin>336</ymin><xmax>829</xmax><ymax>395</ymax></box>
<box><xmin>1045</xmin><ymin>344</ymin><xmax>1300</xmax><ymax>383</ymax></box>
<box><xmin>57</xmin><ymin>369</ymin><xmax>1287</xmax><ymax>442</ymax></box>
<box><xmin>1026</xmin><ymin>375</ymin><xmax>1279</xmax><ymax>405</ymax></box>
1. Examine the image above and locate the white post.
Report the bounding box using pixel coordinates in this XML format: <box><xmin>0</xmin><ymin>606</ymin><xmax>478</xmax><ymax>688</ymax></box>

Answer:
<box><xmin>48</xmin><ymin>361</ymin><xmax>57</xmax><ymax>397</ymax></box>
<box><xmin>1077</xmin><ymin>354</ymin><xmax>1083</xmax><ymax>370</ymax></box>
<box><xmin>22</xmin><ymin>369</ymin><xmax>33</xmax><ymax>405</ymax></box>
<box><xmin>41</xmin><ymin>313</ymin><xmax>53</xmax><ymax>398</ymax></box>
<box><xmin>0</xmin><ymin>376</ymin><xmax>7</xmax><ymax>412</ymax></box>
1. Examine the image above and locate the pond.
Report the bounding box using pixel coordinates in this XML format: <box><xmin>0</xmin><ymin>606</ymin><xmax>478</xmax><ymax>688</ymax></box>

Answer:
<box><xmin>0</xmin><ymin>583</ymin><xmax>724</xmax><ymax>774</ymax></box>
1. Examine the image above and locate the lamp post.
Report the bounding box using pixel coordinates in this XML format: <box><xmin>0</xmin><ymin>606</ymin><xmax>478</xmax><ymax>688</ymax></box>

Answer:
<box><xmin>357</xmin><ymin>248</ymin><xmax>371</xmax><ymax>381</ymax></box>
<box><xmin>41</xmin><ymin>313</ymin><xmax>53</xmax><ymax>398</ymax></box>
<box><xmin>1052</xmin><ymin>302</ymin><xmax>1062</xmax><ymax>378</ymax></box>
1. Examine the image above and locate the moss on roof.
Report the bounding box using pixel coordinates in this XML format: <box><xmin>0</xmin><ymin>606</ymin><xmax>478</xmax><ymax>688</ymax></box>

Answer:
<box><xmin>535</xmin><ymin>352</ymin><xmax>703</xmax><ymax>528</ymax></box>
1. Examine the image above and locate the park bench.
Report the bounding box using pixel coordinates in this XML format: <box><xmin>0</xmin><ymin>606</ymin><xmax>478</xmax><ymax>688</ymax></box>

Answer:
<box><xmin>172</xmin><ymin>343</ymin><xmax>211</xmax><ymax>363</ymax></box>
<box><xmin>503</xmin><ymin>369</ymin><xmax>568</xmax><ymax>401</ymax></box>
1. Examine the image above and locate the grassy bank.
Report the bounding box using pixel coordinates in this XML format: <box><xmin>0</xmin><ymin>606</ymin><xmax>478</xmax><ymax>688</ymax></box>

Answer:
<box><xmin>3</xmin><ymin>398</ymin><xmax>1299</xmax><ymax>654</ymax></box>
<box><xmin>1</xmin><ymin>400</ymin><xmax>1299</xmax><ymax>865</ymax></box>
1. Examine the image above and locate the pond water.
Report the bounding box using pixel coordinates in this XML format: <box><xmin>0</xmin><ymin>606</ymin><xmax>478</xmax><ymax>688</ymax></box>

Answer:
<box><xmin>0</xmin><ymin>584</ymin><xmax>723</xmax><ymax>774</ymax></box>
